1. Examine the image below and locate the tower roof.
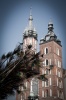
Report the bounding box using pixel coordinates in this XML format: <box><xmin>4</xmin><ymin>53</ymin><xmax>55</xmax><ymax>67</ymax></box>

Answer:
<box><xmin>48</xmin><ymin>19</ymin><xmax>54</xmax><ymax>34</ymax></box>
<box><xmin>40</xmin><ymin>19</ymin><xmax>61</xmax><ymax>46</ymax></box>
<box><xmin>23</xmin><ymin>8</ymin><xmax>37</xmax><ymax>40</ymax></box>
<box><xmin>46</xmin><ymin>20</ymin><xmax>57</xmax><ymax>40</ymax></box>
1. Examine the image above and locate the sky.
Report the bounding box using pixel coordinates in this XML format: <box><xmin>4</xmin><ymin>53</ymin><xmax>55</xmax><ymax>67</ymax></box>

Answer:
<box><xmin>0</xmin><ymin>0</ymin><xmax>66</xmax><ymax>100</ymax></box>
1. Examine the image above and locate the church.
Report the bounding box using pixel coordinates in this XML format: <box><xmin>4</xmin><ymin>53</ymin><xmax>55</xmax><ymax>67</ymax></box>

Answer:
<box><xmin>16</xmin><ymin>9</ymin><xmax>64</xmax><ymax>100</ymax></box>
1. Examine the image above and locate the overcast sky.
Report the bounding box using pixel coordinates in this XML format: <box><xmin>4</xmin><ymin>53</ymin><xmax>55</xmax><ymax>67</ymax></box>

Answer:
<box><xmin>0</xmin><ymin>0</ymin><xmax>66</xmax><ymax>99</ymax></box>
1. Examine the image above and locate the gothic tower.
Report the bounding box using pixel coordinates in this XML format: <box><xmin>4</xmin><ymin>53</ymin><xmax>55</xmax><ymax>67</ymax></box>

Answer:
<box><xmin>23</xmin><ymin>8</ymin><xmax>37</xmax><ymax>53</ymax></box>
<box><xmin>39</xmin><ymin>20</ymin><xmax>64</xmax><ymax>100</ymax></box>
<box><xmin>16</xmin><ymin>9</ymin><xmax>38</xmax><ymax>100</ymax></box>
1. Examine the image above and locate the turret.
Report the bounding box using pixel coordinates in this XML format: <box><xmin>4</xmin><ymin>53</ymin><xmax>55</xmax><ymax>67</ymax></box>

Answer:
<box><xmin>40</xmin><ymin>20</ymin><xmax>61</xmax><ymax>46</ymax></box>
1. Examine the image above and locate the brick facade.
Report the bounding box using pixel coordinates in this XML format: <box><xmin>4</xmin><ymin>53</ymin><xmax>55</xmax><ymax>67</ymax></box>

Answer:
<box><xmin>16</xmin><ymin>12</ymin><xmax>65</xmax><ymax>100</ymax></box>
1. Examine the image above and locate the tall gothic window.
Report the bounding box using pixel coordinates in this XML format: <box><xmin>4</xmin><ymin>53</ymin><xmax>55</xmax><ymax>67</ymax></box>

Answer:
<box><xmin>49</xmin><ymin>78</ymin><xmax>52</xmax><ymax>85</ymax></box>
<box><xmin>42</xmin><ymin>90</ymin><xmax>44</xmax><ymax>97</ymax></box>
<box><xmin>56</xmin><ymin>48</ymin><xmax>59</xmax><ymax>56</ymax></box>
<box><xmin>45</xmin><ymin>80</ymin><xmax>48</xmax><ymax>87</ymax></box>
<box><xmin>42</xmin><ymin>81</ymin><xmax>44</xmax><ymax>87</ymax></box>
<box><xmin>50</xmin><ymin>89</ymin><xmax>52</xmax><ymax>96</ymax></box>
<box><xmin>45</xmin><ymin>89</ymin><xmax>48</xmax><ymax>97</ymax></box>
<box><xmin>32</xmin><ymin>78</ymin><xmax>38</xmax><ymax>96</ymax></box>
<box><xmin>58</xmin><ymin>60</ymin><xmax>61</xmax><ymax>68</ymax></box>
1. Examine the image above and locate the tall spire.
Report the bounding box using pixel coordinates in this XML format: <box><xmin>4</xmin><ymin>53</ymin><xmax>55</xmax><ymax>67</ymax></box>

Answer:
<box><xmin>28</xmin><ymin>7</ymin><xmax>33</xmax><ymax>30</ymax></box>
<box><xmin>29</xmin><ymin>7</ymin><xmax>33</xmax><ymax>20</ymax></box>
<box><xmin>23</xmin><ymin>7</ymin><xmax>37</xmax><ymax>40</ymax></box>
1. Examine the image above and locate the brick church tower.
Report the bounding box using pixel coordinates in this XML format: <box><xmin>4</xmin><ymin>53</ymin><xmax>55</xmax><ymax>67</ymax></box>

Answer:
<box><xmin>16</xmin><ymin>11</ymin><xmax>64</xmax><ymax>100</ymax></box>
<box><xmin>39</xmin><ymin>21</ymin><xmax>64</xmax><ymax>100</ymax></box>
<box><xmin>16</xmin><ymin>9</ymin><xmax>38</xmax><ymax>100</ymax></box>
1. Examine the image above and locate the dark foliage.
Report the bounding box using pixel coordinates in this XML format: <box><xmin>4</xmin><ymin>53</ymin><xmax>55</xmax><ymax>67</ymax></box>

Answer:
<box><xmin>0</xmin><ymin>44</ymin><xmax>43</xmax><ymax>100</ymax></box>
<box><xmin>38</xmin><ymin>74</ymin><xmax>47</xmax><ymax>81</ymax></box>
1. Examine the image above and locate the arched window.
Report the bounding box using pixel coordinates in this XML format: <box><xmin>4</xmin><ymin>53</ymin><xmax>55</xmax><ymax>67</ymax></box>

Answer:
<box><xmin>45</xmin><ymin>59</ymin><xmax>49</xmax><ymax>66</ymax></box>
<box><xmin>56</xmin><ymin>48</ymin><xmax>59</xmax><ymax>56</ymax></box>
<box><xmin>46</xmin><ymin>48</ymin><xmax>48</xmax><ymax>54</ymax></box>
<box><xmin>46</xmin><ymin>59</ymin><xmax>48</xmax><ymax>66</ymax></box>
<box><xmin>44</xmin><ymin>47</ymin><xmax>48</xmax><ymax>54</ymax></box>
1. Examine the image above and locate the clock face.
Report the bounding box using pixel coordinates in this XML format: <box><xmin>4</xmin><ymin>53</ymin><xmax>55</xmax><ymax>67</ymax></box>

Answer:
<box><xmin>46</xmin><ymin>36</ymin><xmax>50</xmax><ymax>41</ymax></box>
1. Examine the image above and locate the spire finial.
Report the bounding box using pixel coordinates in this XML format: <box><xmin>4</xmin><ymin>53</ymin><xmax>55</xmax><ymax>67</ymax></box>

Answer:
<box><xmin>28</xmin><ymin>7</ymin><xmax>33</xmax><ymax>30</ymax></box>
<box><xmin>49</xmin><ymin>18</ymin><xmax>53</xmax><ymax>25</ymax></box>
<box><xmin>48</xmin><ymin>18</ymin><xmax>54</xmax><ymax>32</ymax></box>
<box><xmin>30</xmin><ymin>7</ymin><xmax>32</xmax><ymax>16</ymax></box>
<box><xmin>29</xmin><ymin>7</ymin><xmax>33</xmax><ymax>20</ymax></box>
